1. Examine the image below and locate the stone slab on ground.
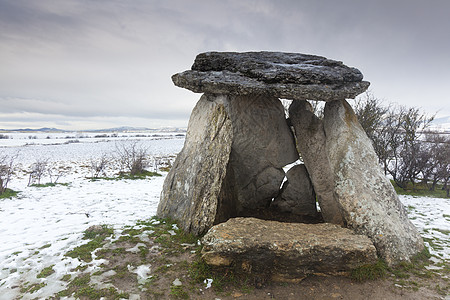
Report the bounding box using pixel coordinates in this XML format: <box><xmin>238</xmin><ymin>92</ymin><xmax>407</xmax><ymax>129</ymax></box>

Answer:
<box><xmin>201</xmin><ymin>217</ymin><xmax>378</xmax><ymax>282</ymax></box>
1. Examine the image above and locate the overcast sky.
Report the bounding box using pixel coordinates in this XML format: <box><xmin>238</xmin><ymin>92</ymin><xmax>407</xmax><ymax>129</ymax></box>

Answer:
<box><xmin>1</xmin><ymin>0</ymin><xmax>449</xmax><ymax>130</ymax></box>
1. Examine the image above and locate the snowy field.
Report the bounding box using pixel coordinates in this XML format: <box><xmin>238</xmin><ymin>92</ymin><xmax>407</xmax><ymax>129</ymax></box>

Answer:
<box><xmin>0</xmin><ymin>132</ymin><xmax>449</xmax><ymax>299</ymax></box>
<box><xmin>0</xmin><ymin>132</ymin><xmax>185</xmax><ymax>299</ymax></box>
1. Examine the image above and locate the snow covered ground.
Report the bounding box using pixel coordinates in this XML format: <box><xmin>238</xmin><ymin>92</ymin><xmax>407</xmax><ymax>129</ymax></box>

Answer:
<box><xmin>0</xmin><ymin>132</ymin><xmax>449</xmax><ymax>299</ymax></box>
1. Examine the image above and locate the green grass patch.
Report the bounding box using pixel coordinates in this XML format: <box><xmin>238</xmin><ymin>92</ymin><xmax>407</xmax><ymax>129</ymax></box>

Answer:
<box><xmin>118</xmin><ymin>170</ymin><xmax>162</xmax><ymax>180</ymax></box>
<box><xmin>20</xmin><ymin>282</ymin><xmax>46</xmax><ymax>294</ymax></box>
<box><xmin>387</xmin><ymin>247</ymin><xmax>438</xmax><ymax>288</ymax></box>
<box><xmin>170</xmin><ymin>285</ymin><xmax>189</xmax><ymax>299</ymax></box>
<box><xmin>30</xmin><ymin>182</ymin><xmax>69</xmax><ymax>188</ymax></box>
<box><xmin>39</xmin><ymin>243</ymin><xmax>52</xmax><ymax>249</ymax></box>
<box><xmin>61</xmin><ymin>274</ymin><xmax>72</xmax><ymax>281</ymax></box>
<box><xmin>423</xmin><ymin>237</ymin><xmax>444</xmax><ymax>251</ymax></box>
<box><xmin>87</xmin><ymin>170</ymin><xmax>162</xmax><ymax>181</ymax></box>
<box><xmin>65</xmin><ymin>225</ymin><xmax>114</xmax><ymax>262</ymax></box>
<box><xmin>432</xmin><ymin>228</ymin><xmax>450</xmax><ymax>235</ymax></box>
<box><xmin>65</xmin><ymin>237</ymin><xmax>106</xmax><ymax>262</ymax></box>
<box><xmin>159</xmin><ymin>166</ymin><xmax>171</xmax><ymax>172</ymax></box>
<box><xmin>351</xmin><ymin>259</ymin><xmax>388</xmax><ymax>282</ymax></box>
<box><xmin>188</xmin><ymin>255</ymin><xmax>254</xmax><ymax>294</ymax></box>
<box><xmin>82</xmin><ymin>224</ymin><xmax>114</xmax><ymax>240</ymax></box>
<box><xmin>36</xmin><ymin>265</ymin><xmax>55</xmax><ymax>278</ymax></box>
<box><xmin>392</xmin><ymin>180</ymin><xmax>448</xmax><ymax>198</ymax></box>
<box><xmin>0</xmin><ymin>188</ymin><xmax>19</xmax><ymax>199</ymax></box>
<box><xmin>58</xmin><ymin>273</ymin><xmax>129</xmax><ymax>300</ymax></box>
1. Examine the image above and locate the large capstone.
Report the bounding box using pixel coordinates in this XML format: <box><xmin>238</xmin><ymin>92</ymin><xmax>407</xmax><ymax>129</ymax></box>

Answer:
<box><xmin>173</xmin><ymin>51</ymin><xmax>370</xmax><ymax>101</ymax></box>
<box><xmin>201</xmin><ymin>218</ymin><xmax>378</xmax><ymax>282</ymax></box>
<box><xmin>323</xmin><ymin>99</ymin><xmax>424</xmax><ymax>265</ymax></box>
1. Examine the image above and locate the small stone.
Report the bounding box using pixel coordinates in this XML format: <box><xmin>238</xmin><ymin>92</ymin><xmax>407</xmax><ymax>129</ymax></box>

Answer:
<box><xmin>172</xmin><ymin>278</ymin><xmax>182</xmax><ymax>286</ymax></box>
<box><xmin>126</xmin><ymin>243</ymin><xmax>146</xmax><ymax>254</ymax></box>
<box><xmin>331</xmin><ymin>293</ymin><xmax>342</xmax><ymax>298</ymax></box>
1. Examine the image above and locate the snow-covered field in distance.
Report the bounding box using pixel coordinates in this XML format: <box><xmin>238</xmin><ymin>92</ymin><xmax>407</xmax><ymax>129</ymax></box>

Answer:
<box><xmin>0</xmin><ymin>131</ymin><xmax>449</xmax><ymax>299</ymax></box>
<box><xmin>0</xmin><ymin>132</ymin><xmax>185</xmax><ymax>299</ymax></box>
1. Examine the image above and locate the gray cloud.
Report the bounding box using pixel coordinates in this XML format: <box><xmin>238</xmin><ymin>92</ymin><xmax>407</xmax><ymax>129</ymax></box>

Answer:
<box><xmin>0</xmin><ymin>0</ymin><xmax>449</xmax><ymax>130</ymax></box>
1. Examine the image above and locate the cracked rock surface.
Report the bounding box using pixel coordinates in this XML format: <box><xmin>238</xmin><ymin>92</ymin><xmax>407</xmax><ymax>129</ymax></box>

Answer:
<box><xmin>172</xmin><ymin>51</ymin><xmax>370</xmax><ymax>101</ymax></box>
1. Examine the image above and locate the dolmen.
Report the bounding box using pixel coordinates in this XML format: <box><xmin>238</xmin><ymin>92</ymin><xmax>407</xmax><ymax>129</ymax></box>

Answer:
<box><xmin>157</xmin><ymin>51</ymin><xmax>424</xmax><ymax>281</ymax></box>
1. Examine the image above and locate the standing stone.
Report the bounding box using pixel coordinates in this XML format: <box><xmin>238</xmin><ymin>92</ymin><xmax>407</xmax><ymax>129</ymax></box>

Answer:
<box><xmin>271</xmin><ymin>164</ymin><xmax>318</xmax><ymax>218</ymax></box>
<box><xmin>323</xmin><ymin>99</ymin><xmax>424</xmax><ymax>265</ymax></box>
<box><xmin>158</xmin><ymin>93</ymin><xmax>299</xmax><ymax>234</ymax></box>
<box><xmin>289</xmin><ymin>100</ymin><xmax>344</xmax><ymax>225</ymax></box>
<box><xmin>226</xmin><ymin>94</ymin><xmax>299</xmax><ymax>213</ymax></box>
<box><xmin>157</xmin><ymin>94</ymin><xmax>233</xmax><ymax>235</ymax></box>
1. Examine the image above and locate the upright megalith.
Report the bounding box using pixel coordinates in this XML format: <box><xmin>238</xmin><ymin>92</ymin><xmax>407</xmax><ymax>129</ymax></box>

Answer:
<box><xmin>158</xmin><ymin>92</ymin><xmax>298</xmax><ymax>234</ymax></box>
<box><xmin>289</xmin><ymin>100</ymin><xmax>344</xmax><ymax>225</ymax></box>
<box><xmin>226</xmin><ymin>94</ymin><xmax>298</xmax><ymax>212</ymax></box>
<box><xmin>158</xmin><ymin>95</ymin><xmax>233</xmax><ymax>235</ymax></box>
<box><xmin>323</xmin><ymin>99</ymin><xmax>424</xmax><ymax>264</ymax></box>
<box><xmin>158</xmin><ymin>51</ymin><xmax>424</xmax><ymax>266</ymax></box>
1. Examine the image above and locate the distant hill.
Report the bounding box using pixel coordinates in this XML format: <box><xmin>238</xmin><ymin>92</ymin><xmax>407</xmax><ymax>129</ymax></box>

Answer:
<box><xmin>0</xmin><ymin>127</ymin><xmax>64</xmax><ymax>132</ymax></box>
<box><xmin>430</xmin><ymin>116</ymin><xmax>450</xmax><ymax>132</ymax></box>
<box><xmin>0</xmin><ymin>126</ymin><xmax>186</xmax><ymax>133</ymax></box>
<box><xmin>86</xmin><ymin>126</ymin><xmax>186</xmax><ymax>133</ymax></box>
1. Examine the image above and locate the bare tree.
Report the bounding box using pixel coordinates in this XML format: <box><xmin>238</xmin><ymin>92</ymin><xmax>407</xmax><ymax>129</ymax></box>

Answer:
<box><xmin>392</xmin><ymin>107</ymin><xmax>435</xmax><ymax>189</ymax></box>
<box><xmin>89</xmin><ymin>154</ymin><xmax>110</xmax><ymax>178</ymax></box>
<box><xmin>115</xmin><ymin>141</ymin><xmax>149</xmax><ymax>175</ymax></box>
<box><xmin>421</xmin><ymin>132</ymin><xmax>450</xmax><ymax>194</ymax></box>
<box><xmin>353</xmin><ymin>93</ymin><xmax>402</xmax><ymax>175</ymax></box>
<box><xmin>28</xmin><ymin>158</ymin><xmax>48</xmax><ymax>186</ymax></box>
<box><xmin>0</xmin><ymin>152</ymin><xmax>17</xmax><ymax>194</ymax></box>
<box><xmin>353</xmin><ymin>93</ymin><xmax>437</xmax><ymax>190</ymax></box>
<box><xmin>48</xmin><ymin>164</ymin><xmax>70</xmax><ymax>184</ymax></box>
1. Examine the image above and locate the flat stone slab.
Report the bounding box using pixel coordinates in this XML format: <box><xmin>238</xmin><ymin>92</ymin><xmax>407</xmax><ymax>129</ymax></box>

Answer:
<box><xmin>201</xmin><ymin>217</ymin><xmax>378</xmax><ymax>282</ymax></box>
<box><xmin>172</xmin><ymin>52</ymin><xmax>370</xmax><ymax>101</ymax></box>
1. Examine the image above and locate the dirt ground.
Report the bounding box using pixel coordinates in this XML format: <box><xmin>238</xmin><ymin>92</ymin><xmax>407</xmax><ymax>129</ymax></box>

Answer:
<box><xmin>194</xmin><ymin>275</ymin><xmax>448</xmax><ymax>300</ymax></box>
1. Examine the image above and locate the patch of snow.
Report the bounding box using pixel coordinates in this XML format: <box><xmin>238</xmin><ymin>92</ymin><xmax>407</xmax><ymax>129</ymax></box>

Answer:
<box><xmin>399</xmin><ymin>195</ymin><xmax>450</xmax><ymax>261</ymax></box>
<box><xmin>204</xmin><ymin>278</ymin><xmax>213</xmax><ymax>289</ymax></box>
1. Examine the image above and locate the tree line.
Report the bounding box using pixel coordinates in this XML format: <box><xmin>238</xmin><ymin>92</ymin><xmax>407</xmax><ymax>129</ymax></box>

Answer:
<box><xmin>354</xmin><ymin>92</ymin><xmax>449</xmax><ymax>196</ymax></box>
